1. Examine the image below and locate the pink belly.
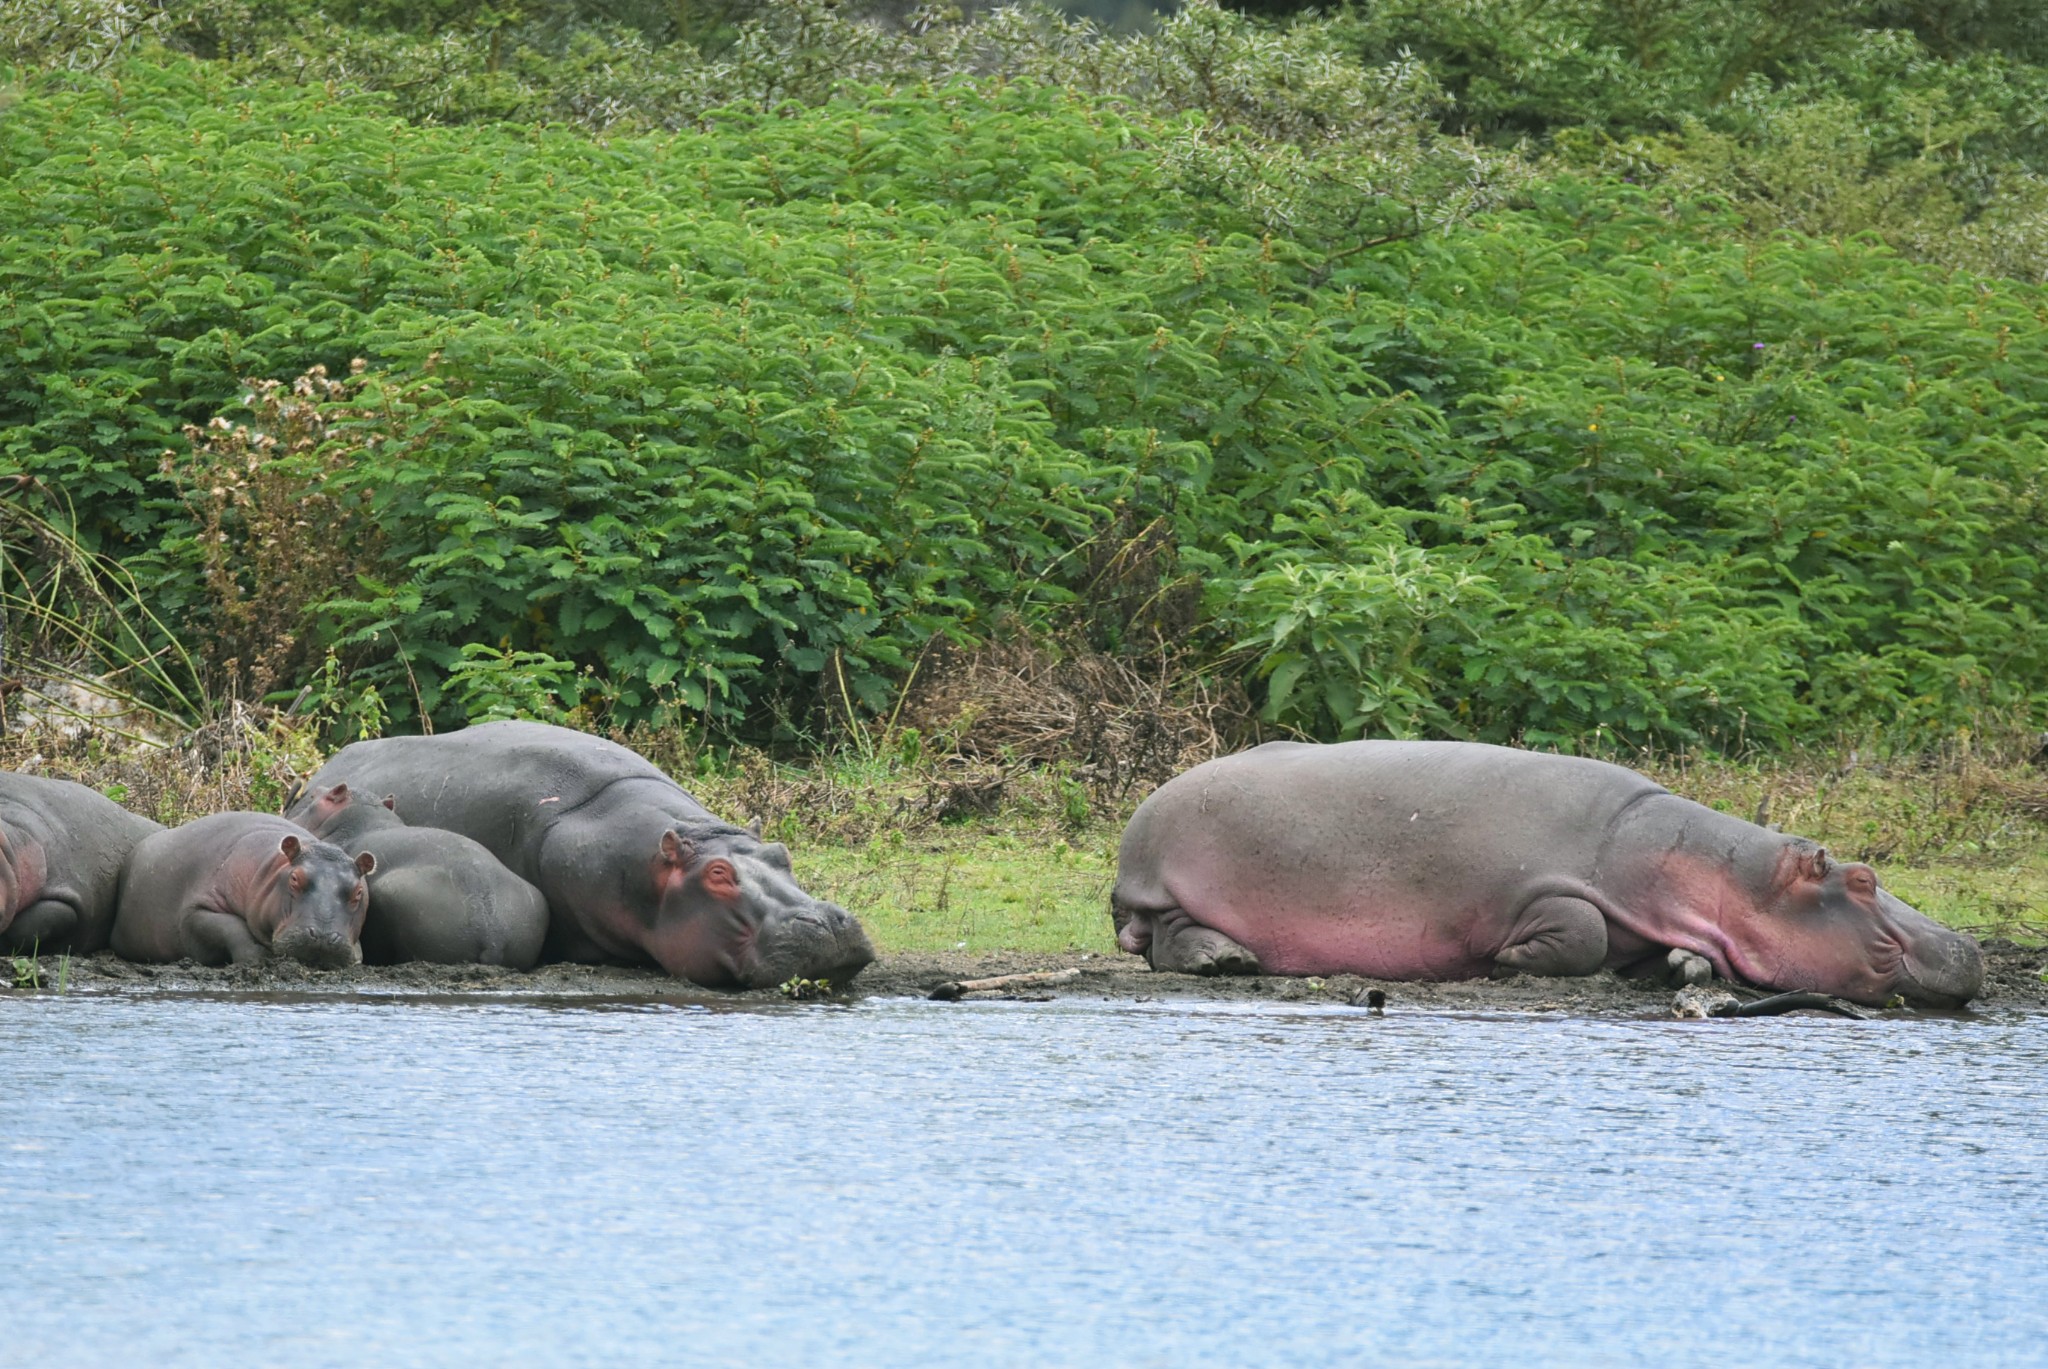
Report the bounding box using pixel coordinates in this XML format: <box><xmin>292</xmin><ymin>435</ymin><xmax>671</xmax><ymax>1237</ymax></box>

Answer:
<box><xmin>1172</xmin><ymin>866</ymin><xmax>1498</xmax><ymax>981</ymax></box>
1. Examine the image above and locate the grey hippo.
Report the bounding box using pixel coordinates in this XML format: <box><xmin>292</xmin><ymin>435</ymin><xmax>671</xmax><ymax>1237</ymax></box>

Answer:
<box><xmin>0</xmin><ymin>771</ymin><xmax>162</xmax><ymax>954</ymax></box>
<box><xmin>292</xmin><ymin>783</ymin><xmax>548</xmax><ymax>969</ymax></box>
<box><xmin>1112</xmin><ymin>740</ymin><xmax>1983</xmax><ymax>1007</ymax></box>
<box><xmin>112</xmin><ymin>813</ymin><xmax>374</xmax><ymax>968</ymax></box>
<box><xmin>285</xmin><ymin>721</ymin><xmax>873</xmax><ymax>988</ymax></box>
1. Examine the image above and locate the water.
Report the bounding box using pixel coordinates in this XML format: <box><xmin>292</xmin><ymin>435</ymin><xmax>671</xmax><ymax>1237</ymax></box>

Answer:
<box><xmin>6</xmin><ymin>993</ymin><xmax>2045</xmax><ymax>1367</ymax></box>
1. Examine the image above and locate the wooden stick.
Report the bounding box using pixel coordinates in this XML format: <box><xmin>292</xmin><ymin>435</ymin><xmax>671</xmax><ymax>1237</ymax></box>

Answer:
<box><xmin>929</xmin><ymin>967</ymin><xmax>1083</xmax><ymax>1001</ymax></box>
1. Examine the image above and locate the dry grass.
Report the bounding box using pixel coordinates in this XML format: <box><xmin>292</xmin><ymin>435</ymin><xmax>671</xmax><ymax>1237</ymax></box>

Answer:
<box><xmin>890</xmin><ymin>636</ymin><xmax>1257</xmax><ymax>797</ymax></box>
<box><xmin>0</xmin><ymin>702</ymin><xmax>318</xmax><ymax>823</ymax></box>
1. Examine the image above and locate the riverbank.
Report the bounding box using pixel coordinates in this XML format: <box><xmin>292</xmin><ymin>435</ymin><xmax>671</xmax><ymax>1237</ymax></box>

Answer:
<box><xmin>10</xmin><ymin>718</ymin><xmax>2048</xmax><ymax>957</ymax></box>
<box><xmin>11</xmin><ymin>941</ymin><xmax>2045</xmax><ymax>1016</ymax></box>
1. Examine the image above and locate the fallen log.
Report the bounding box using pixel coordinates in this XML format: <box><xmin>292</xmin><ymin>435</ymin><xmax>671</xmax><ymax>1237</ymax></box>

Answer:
<box><xmin>1711</xmin><ymin>990</ymin><xmax>1874</xmax><ymax>1020</ymax></box>
<box><xmin>928</xmin><ymin>967</ymin><xmax>1083</xmax><ymax>1001</ymax></box>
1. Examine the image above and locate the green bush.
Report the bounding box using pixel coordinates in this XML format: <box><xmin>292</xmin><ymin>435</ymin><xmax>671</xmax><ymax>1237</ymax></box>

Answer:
<box><xmin>1</xmin><ymin>58</ymin><xmax>2042</xmax><ymax>747</ymax></box>
<box><xmin>1334</xmin><ymin>1</ymin><xmax>2048</xmax><ymax>277</ymax></box>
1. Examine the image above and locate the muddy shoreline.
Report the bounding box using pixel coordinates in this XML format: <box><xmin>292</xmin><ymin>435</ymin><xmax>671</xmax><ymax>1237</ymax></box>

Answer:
<box><xmin>10</xmin><ymin>940</ymin><xmax>2044</xmax><ymax>1016</ymax></box>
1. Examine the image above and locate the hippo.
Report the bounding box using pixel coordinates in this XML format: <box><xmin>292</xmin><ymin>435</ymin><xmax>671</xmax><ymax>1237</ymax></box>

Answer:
<box><xmin>1112</xmin><ymin>741</ymin><xmax>1983</xmax><ymax>1007</ymax></box>
<box><xmin>111</xmin><ymin>813</ymin><xmax>374</xmax><ymax>968</ymax></box>
<box><xmin>285</xmin><ymin>721</ymin><xmax>873</xmax><ymax>988</ymax></box>
<box><xmin>0</xmin><ymin>772</ymin><xmax>162</xmax><ymax>954</ymax></box>
<box><xmin>292</xmin><ymin>783</ymin><xmax>548</xmax><ymax>969</ymax></box>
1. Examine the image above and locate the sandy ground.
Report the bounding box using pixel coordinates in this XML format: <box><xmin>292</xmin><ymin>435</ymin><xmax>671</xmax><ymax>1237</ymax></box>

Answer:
<box><xmin>15</xmin><ymin>940</ymin><xmax>2044</xmax><ymax>1017</ymax></box>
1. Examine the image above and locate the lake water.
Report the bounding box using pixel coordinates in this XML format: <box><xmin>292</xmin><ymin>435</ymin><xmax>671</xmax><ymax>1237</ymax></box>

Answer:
<box><xmin>6</xmin><ymin>992</ymin><xmax>2044</xmax><ymax>1366</ymax></box>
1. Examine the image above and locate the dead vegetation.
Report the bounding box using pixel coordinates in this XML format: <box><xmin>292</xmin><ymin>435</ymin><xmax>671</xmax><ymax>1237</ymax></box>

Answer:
<box><xmin>0</xmin><ymin>701</ymin><xmax>318</xmax><ymax>823</ymax></box>
<box><xmin>165</xmin><ymin>362</ymin><xmax>387</xmax><ymax>705</ymax></box>
<box><xmin>891</xmin><ymin>637</ymin><xmax>1256</xmax><ymax>797</ymax></box>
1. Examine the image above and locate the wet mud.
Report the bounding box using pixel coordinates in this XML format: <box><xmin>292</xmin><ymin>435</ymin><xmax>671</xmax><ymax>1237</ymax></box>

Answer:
<box><xmin>13</xmin><ymin>940</ymin><xmax>2045</xmax><ymax>1017</ymax></box>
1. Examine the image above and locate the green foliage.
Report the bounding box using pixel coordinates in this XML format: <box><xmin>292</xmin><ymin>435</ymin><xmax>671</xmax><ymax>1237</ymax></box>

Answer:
<box><xmin>0</xmin><ymin>55</ymin><xmax>2043</xmax><ymax>750</ymax></box>
<box><xmin>9</xmin><ymin>943</ymin><xmax>42</xmax><ymax>990</ymax></box>
<box><xmin>1335</xmin><ymin>1</ymin><xmax>2048</xmax><ymax>277</ymax></box>
<box><xmin>444</xmin><ymin>644</ymin><xmax>587</xmax><ymax>725</ymax></box>
<box><xmin>776</xmin><ymin>974</ymin><xmax>833</xmax><ymax>1000</ymax></box>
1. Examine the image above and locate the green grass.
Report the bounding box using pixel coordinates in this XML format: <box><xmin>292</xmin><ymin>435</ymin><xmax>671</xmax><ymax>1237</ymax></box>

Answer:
<box><xmin>799</xmin><ymin>829</ymin><xmax>1122</xmax><ymax>956</ymax></box>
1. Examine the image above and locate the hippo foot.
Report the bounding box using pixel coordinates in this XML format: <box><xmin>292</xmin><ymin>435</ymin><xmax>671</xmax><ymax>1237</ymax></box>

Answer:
<box><xmin>1665</xmin><ymin>948</ymin><xmax>1715</xmax><ymax>988</ymax></box>
<box><xmin>1148</xmin><ymin>923</ymin><xmax>1261</xmax><ymax>977</ymax></box>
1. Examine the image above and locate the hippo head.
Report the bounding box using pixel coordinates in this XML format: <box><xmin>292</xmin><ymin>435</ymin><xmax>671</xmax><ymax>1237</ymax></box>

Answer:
<box><xmin>640</xmin><ymin>825</ymin><xmax>873</xmax><ymax>989</ymax></box>
<box><xmin>265</xmin><ymin>833</ymin><xmax>375</xmax><ymax>970</ymax></box>
<box><xmin>1745</xmin><ymin>842</ymin><xmax>1982</xmax><ymax>1007</ymax></box>
<box><xmin>293</xmin><ymin>783</ymin><xmax>401</xmax><ymax>844</ymax></box>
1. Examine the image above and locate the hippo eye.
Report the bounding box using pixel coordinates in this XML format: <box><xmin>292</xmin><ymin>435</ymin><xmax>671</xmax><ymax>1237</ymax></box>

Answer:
<box><xmin>702</xmin><ymin>859</ymin><xmax>740</xmax><ymax>901</ymax></box>
<box><xmin>1845</xmin><ymin>866</ymin><xmax>1877</xmax><ymax>898</ymax></box>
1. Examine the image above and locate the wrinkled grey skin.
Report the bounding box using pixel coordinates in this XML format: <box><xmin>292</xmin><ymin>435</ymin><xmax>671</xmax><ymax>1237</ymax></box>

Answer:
<box><xmin>112</xmin><ymin>813</ymin><xmax>373</xmax><ymax>969</ymax></box>
<box><xmin>293</xmin><ymin>783</ymin><xmax>548</xmax><ymax>969</ymax></box>
<box><xmin>286</xmin><ymin>722</ymin><xmax>873</xmax><ymax>988</ymax></box>
<box><xmin>0</xmin><ymin>772</ymin><xmax>161</xmax><ymax>954</ymax></box>
<box><xmin>1114</xmin><ymin>741</ymin><xmax>1984</xmax><ymax>1007</ymax></box>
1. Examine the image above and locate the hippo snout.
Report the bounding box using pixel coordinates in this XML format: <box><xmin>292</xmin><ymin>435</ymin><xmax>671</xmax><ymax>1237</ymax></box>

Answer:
<box><xmin>817</xmin><ymin>902</ymin><xmax>876</xmax><ymax>982</ymax></box>
<box><xmin>744</xmin><ymin>902</ymin><xmax>874</xmax><ymax>989</ymax></box>
<box><xmin>1898</xmin><ymin>931</ymin><xmax>1984</xmax><ymax>1008</ymax></box>
<box><xmin>272</xmin><ymin>928</ymin><xmax>362</xmax><ymax>970</ymax></box>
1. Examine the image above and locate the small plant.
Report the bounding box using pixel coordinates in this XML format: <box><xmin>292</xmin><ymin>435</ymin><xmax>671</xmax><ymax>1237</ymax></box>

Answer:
<box><xmin>778</xmin><ymin>976</ymin><xmax>832</xmax><ymax>1001</ymax></box>
<box><xmin>1056</xmin><ymin>776</ymin><xmax>1090</xmax><ymax>829</ymax></box>
<box><xmin>9</xmin><ymin>942</ymin><xmax>44</xmax><ymax>991</ymax></box>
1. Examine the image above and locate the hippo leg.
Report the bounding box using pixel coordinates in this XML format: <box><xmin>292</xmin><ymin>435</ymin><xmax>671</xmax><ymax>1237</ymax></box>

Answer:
<box><xmin>4</xmin><ymin>898</ymin><xmax>81</xmax><ymax>950</ymax></box>
<box><xmin>1143</xmin><ymin>908</ymin><xmax>1262</xmax><ymax>977</ymax></box>
<box><xmin>179</xmin><ymin>909</ymin><xmax>268</xmax><ymax>967</ymax></box>
<box><xmin>1493</xmin><ymin>896</ymin><xmax>1608</xmax><ymax>978</ymax></box>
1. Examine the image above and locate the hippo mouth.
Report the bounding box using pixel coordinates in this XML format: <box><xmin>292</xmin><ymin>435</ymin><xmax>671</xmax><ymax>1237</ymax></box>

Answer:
<box><xmin>1893</xmin><ymin>946</ymin><xmax>1984</xmax><ymax>1008</ymax></box>
<box><xmin>271</xmin><ymin>929</ymin><xmax>364</xmax><ymax>970</ymax></box>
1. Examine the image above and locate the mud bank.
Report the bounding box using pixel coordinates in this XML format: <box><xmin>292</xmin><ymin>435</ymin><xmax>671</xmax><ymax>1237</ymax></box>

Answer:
<box><xmin>11</xmin><ymin>941</ymin><xmax>2045</xmax><ymax>1016</ymax></box>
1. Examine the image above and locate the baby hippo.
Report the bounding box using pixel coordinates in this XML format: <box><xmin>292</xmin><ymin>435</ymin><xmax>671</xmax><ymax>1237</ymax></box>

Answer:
<box><xmin>112</xmin><ymin>813</ymin><xmax>373</xmax><ymax>968</ymax></box>
<box><xmin>292</xmin><ymin>783</ymin><xmax>547</xmax><ymax>969</ymax></box>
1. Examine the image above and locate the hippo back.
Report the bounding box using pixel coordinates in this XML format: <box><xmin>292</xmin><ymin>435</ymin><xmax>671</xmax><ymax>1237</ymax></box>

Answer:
<box><xmin>1125</xmin><ymin>740</ymin><xmax>1667</xmax><ymax>902</ymax></box>
<box><xmin>289</xmin><ymin>722</ymin><xmax>712</xmax><ymax>882</ymax></box>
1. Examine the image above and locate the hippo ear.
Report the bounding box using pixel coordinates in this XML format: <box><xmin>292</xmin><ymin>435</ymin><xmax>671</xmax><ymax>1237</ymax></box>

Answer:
<box><xmin>279</xmin><ymin>833</ymin><xmax>303</xmax><ymax>864</ymax></box>
<box><xmin>747</xmin><ymin>816</ymin><xmax>764</xmax><ymax>839</ymax></box>
<box><xmin>327</xmin><ymin>782</ymin><xmax>351</xmax><ymax>805</ymax></box>
<box><xmin>355</xmin><ymin>850</ymin><xmax>377</xmax><ymax>877</ymax></box>
<box><xmin>381</xmin><ymin>794</ymin><xmax>398</xmax><ymax>811</ymax></box>
<box><xmin>658</xmin><ymin>829</ymin><xmax>695</xmax><ymax>869</ymax></box>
